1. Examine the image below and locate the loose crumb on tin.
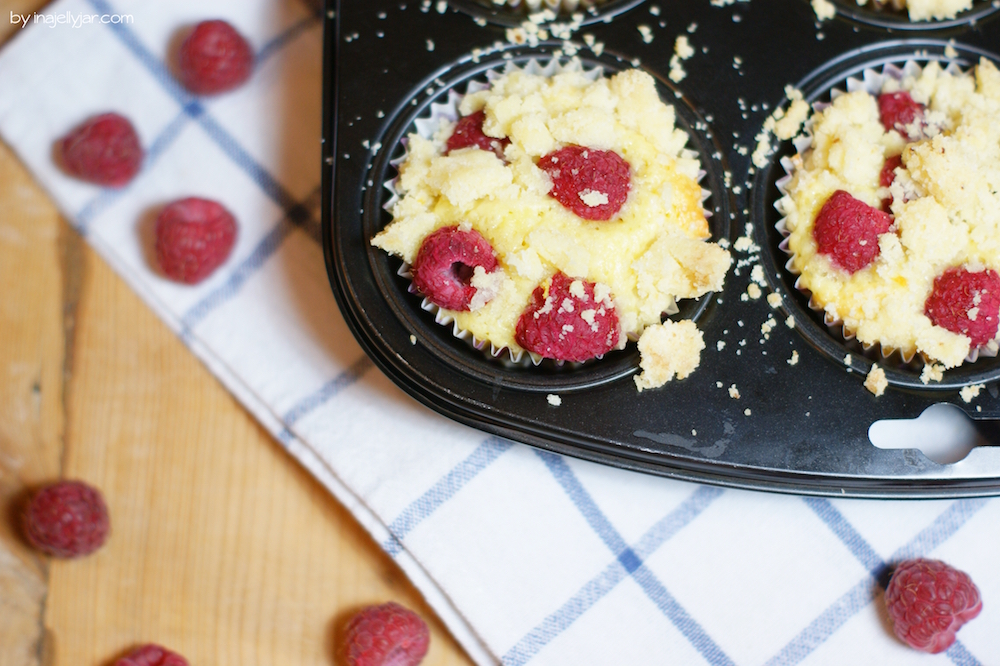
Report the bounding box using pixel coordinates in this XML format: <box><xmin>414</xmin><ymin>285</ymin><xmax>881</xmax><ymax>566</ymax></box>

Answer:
<box><xmin>960</xmin><ymin>384</ymin><xmax>985</xmax><ymax>403</ymax></box>
<box><xmin>811</xmin><ymin>0</ymin><xmax>836</xmax><ymax>21</ymax></box>
<box><xmin>920</xmin><ymin>363</ymin><xmax>945</xmax><ymax>384</ymax></box>
<box><xmin>752</xmin><ymin>86</ymin><xmax>808</xmax><ymax>168</ymax></box>
<box><xmin>728</xmin><ymin>384</ymin><xmax>740</xmax><ymax>399</ymax></box>
<box><xmin>669</xmin><ymin>35</ymin><xmax>694</xmax><ymax>83</ymax></box>
<box><xmin>788</xmin><ymin>350</ymin><xmax>799</xmax><ymax>365</ymax></box>
<box><xmin>864</xmin><ymin>364</ymin><xmax>888</xmax><ymax>397</ymax></box>
<box><xmin>547</xmin><ymin>393</ymin><xmax>562</xmax><ymax>406</ymax></box>
<box><xmin>634</xmin><ymin>320</ymin><xmax>705</xmax><ymax>391</ymax></box>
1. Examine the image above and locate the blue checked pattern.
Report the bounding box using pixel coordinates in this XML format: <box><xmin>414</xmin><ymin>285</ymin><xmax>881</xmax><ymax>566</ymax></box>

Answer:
<box><xmin>0</xmin><ymin>1</ymin><xmax>997</xmax><ymax>663</ymax></box>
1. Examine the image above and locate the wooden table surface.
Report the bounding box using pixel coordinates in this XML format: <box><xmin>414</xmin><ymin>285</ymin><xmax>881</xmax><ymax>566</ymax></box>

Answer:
<box><xmin>0</xmin><ymin>3</ymin><xmax>475</xmax><ymax>664</ymax></box>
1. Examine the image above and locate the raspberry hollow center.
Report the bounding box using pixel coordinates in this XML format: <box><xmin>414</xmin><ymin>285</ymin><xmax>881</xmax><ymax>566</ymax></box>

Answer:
<box><xmin>411</xmin><ymin>225</ymin><xmax>499</xmax><ymax>312</ymax></box>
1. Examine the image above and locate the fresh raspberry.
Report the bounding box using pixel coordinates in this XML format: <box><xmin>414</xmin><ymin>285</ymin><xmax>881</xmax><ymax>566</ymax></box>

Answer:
<box><xmin>59</xmin><ymin>112</ymin><xmax>143</xmax><ymax>188</ymax></box>
<box><xmin>115</xmin><ymin>644</ymin><xmax>189</xmax><ymax>666</ymax></box>
<box><xmin>880</xmin><ymin>154</ymin><xmax>903</xmax><ymax>210</ymax></box>
<box><xmin>343</xmin><ymin>602</ymin><xmax>430</xmax><ymax>666</ymax></box>
<box><xmin>878</xmin><ymin>91</ymin><xmax>926</xmax><ymax>138</ymax></box>
<box><xmin>155</xmin><ymin>197</ymin><xmax>238</xmax><ymax>284</ymax></box>
<box><xmin>813</xmin><ymin>189</ymin><xmax>894</xmax><ymax>274</ymax></box>
<box><xmin>22</xmin><ymin>480</ymin><xmax>109</xmax><ymax>558</ymax></box>
<box><xmin>446</xmin><ymin>110</ymin><xmax>509</xmax><ymax>158</ymax></box>
<box><xmin>885</xmin><ymin>558</ymin><xmax>982</xmax><ymax>654</ymax></box>
<box><xmin>411</xmin><ymin>225</ymin><xmax>499</xmax><ymax>311</ymax></box>
<box><xmin>515</xmin><ymin>272</ymin><xmax>620</xmax><ymax>362</ymax></box>
<box><xmin>538</xmin><ymin>145</ymin><xmax>630</xmax><ymax>221</ymax></box>
<box><xmin>177</xmin><ymin>20</ymin><xmax>254</xmax><ymax>95</ymax></box>
<box><xmin>924</xmin><ymin>267</ymin><xmax>1000</xmax><ymax>347</ymax></box>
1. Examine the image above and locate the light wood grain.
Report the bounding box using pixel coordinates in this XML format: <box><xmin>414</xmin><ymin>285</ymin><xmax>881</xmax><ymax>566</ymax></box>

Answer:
<box><xmin>0</xmin><ymin>131</ymin><xmax>65</xmax><ymax>666</ymax></box>
<box><xmin>0</xmin><ymin>2</ymin><xmax>476</xmax><ymax>663</ymax></box>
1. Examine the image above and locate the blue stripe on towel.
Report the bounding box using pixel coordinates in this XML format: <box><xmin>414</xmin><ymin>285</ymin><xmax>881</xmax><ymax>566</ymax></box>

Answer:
<box><xmin>895</xmin><ymin>498</ymin><xmax>990</xmax><ymax>560</ymax></box>
<box><xmin>276</xmin><ymin>354</ymin><xmax>375</xmax><ymax>445</ymax></box>
<box><xmin>803</xmin><ymin>498</ymin><xmax>884</xmax><ymax>573</ymax></box>
<box><xmin>532</xmin><ymin>452</ymin><xmax>733</xmax><ymax>665</ymax></box>
<box><xmin>282</xmin><ymin>354</ymin><xmax>375</xmax><ymax>427</ymax></box>
<box><xmin>947</xmin><ymin>641</ymin><xmax>983</xmax><ymax>666</ymax></box>
<box><xmin>503</xmin><ymin>484</ymin><xmax>728</xmax><ymax>666</ymax></box>
<box><xmin>382</xmin><ymin>436</ymin><xmax>513</xmax><ymax>556</ymax></box>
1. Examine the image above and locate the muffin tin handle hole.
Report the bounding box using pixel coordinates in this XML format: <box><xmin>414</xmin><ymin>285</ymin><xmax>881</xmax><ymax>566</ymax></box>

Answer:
<box><xmin>868</xmin><ymin>403</ymin><xmax>991</xmax><ymax>465</ymax></box>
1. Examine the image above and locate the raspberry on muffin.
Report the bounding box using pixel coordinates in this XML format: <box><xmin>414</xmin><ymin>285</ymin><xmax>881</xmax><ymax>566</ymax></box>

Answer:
<box><xmin>813</xmin><ymin>190</ymin><xmax>894</xmax><ymax>273</ymax></box>
<box><xmin>879</xmin><ymin>153</ymin><xmax>903</xmax><ymax>210</ymax></box>
<box><xmin>924</xmin><ymin>267</ymin><xmax>1000</xmax><ymax>348</ymax></box>
<box><xmin>537</xmin><ymin>145</ymin><xmax>631</xmax><ymax>221</ymax></box>
<box><xmin>446</xmin><ymin>110</ymin><xmax>509</xmax><ymax>159</ymax></box>
<box><xmin>411</xmin><ymin>225</ymin><xmax>500</xmax><ymax>311</ymax></box>
<box><xmin>515</xmin><ymin>272</ymin><xmax>621</xmax><ymax>362</ymax></box>
<box><xmin>878</xmin><ymin>91</ymin><xmax>926</xmax><ymax>139</ymax></box>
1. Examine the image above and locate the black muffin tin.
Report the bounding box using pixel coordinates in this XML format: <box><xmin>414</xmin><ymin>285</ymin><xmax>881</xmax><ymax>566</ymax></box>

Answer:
<box><xmin>321</xmin><ymin>0</ymin><xmax>1000</xmax><ymax>497</ymax></box>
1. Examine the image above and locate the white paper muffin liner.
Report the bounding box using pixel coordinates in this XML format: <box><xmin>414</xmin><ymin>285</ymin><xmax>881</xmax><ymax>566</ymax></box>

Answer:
<box><xmin>487</xmin><ymin>0</ymin><xmax>606</xmax><ymax>13</ymax></box>
<box><xmin>773</xmin><ymin>59</ymin><xmax>1000</xmax><ymax>368</ymax></box>
<box><xmin>381</xmin><ymin>56</ymin><xmax>713</xmax><ymax>367</ymax></box>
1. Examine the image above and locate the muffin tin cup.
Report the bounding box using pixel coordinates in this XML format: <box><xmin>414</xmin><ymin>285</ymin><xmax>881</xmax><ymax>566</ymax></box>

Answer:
<box><xmin>825</xmin><ymin>0</ymin><xmax>1000</xmax><ymax>30</ymax></box>
<box><xmin>447</xmin><ymin>0</ymin><xmax>646</xmax><ymax>28</ymax></box>
<box><xmin>752</xmin><ymin>40</ymin><xmax>1000</xmax><ymax>391</ymax></box>
<box><xmin>363</xmin><ymin>43</ymin><xmax>733</xmax><ymax>389</ymax></box>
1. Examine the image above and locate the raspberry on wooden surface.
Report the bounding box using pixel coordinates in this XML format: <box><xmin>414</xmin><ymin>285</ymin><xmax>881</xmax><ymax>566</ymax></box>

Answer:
<box><xmin>115</xmin><ymin>644</ymin><xmax>189</xmax><ymax>666</ymax></box>
<box><xmin>343</xmin><ymin>602</ymin><xmax>430</xmax><ymax>666</ymax></box>
<box><xmin>59</xmin><ymin>112</ymin><xmax>143</xmax><ymax>187</ymax></box>
<box><xmin>22</xmin><ymin>480</ymin><xmax>109</xmax><ymax>558</ymax></box>
<box><xmin>154</xmin><ymin>197</ymin><xmax>238</xmax><ymax>284</ymax></box>
<box><xmin>885</xmin><ymin>558</ymin><xmax>982</xmax><ymax>654</ymax></box>
<box><xmin>177</xmin><ymin>20</ymin><xmax>254</xmax><ymax>95</ymax></box>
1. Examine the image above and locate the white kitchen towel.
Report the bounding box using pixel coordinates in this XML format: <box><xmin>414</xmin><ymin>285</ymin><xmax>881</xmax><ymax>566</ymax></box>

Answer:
<box><xmin>1</xmin><ymin>0</ymin><xmax>998</xmax><ymax>664</ymax></box>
